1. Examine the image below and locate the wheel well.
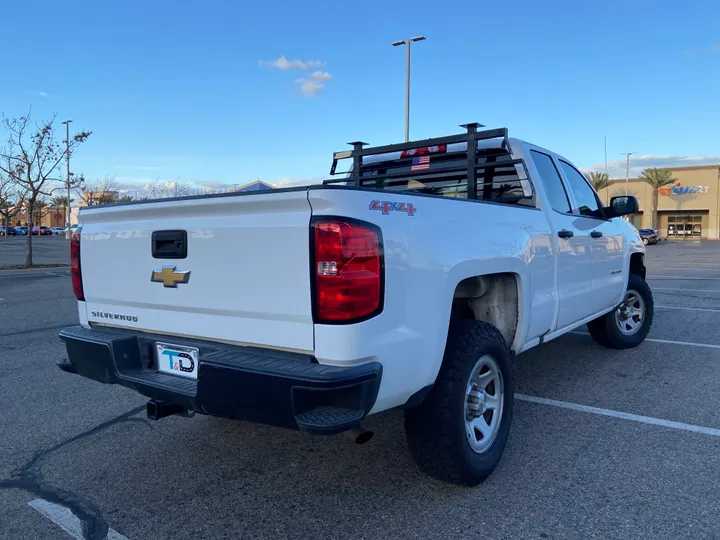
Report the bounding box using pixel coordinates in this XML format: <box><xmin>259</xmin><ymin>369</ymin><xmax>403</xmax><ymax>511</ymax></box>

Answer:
<box><xmin>451</xmin><ymin>273</ymin><xmax>519</xmax><ymax>348</ymax></box>
<box><xmin>630</xmin><ymin>253</ymin><xmax>646</xmax><ymax>279</ymax></box>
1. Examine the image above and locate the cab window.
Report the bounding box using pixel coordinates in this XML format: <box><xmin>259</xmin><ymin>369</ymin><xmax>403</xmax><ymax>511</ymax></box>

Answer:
<box><xmin>558</xmin><ymin>161</ymin><xmax>602</xmax><ymax>217</ymax></box>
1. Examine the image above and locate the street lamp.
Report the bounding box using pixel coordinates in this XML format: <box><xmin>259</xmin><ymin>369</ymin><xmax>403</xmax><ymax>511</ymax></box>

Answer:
<box><xmin>392</xmin><ymin>36</ymin><xmax>425</xmax><ymax>142</ymax></box>
<box><xmin>620</xmin><ymin>151</ymin><xmax>636</xmax><ymax>196</ymax></box>
<box><xmin>61</xmin><ymin>120</ymin><xmax>72</xmax><ymax>239</ymax></box>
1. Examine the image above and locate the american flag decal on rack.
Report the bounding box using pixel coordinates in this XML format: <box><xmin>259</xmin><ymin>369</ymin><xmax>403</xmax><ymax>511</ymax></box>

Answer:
<box><xmin>411</xmin><ymin>156</ymin><xmax>430</xmax><ymax>171</ymax></box>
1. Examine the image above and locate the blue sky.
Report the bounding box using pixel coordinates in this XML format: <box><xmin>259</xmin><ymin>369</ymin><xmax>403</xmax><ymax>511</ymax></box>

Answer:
<box><xmin>1</xmin><ymin>0</ymin><xmax>718</xmax><ymax>192</ymax></box>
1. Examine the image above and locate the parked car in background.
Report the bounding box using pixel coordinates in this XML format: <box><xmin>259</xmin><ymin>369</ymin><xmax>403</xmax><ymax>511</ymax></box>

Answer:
<box><xmin>65</xmin><ymin>224</ymin><xmax>79</xmax><ymax>234</ymax></box>
<box><xmin>638</xmin><ymin>228</ymin><xmax>659</xmax><ymax>245</ymax></box>
<box><xmin>32</xmin><ymin>226</ymin><xmax>53</xmax><ymax>236</ymax></box>
<box><xmin>15</xmin><ymin>226</ymin><xmax>28</xmax><ymax>235</ymax></box>
<box><xmin>0</xmin><ymin>226</ymin><xmax>16</xmax><ymax>236</ymax></box>
<box><xmin>50</xmin><ymin>227</ymin><xmax>66</xmax><ymax>235</ymax></box>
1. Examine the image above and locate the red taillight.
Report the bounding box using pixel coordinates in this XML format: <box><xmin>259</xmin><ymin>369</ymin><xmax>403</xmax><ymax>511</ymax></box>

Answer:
<box><xmin>313</xmin><ymin>219</ymin><xmax>383</xmax><ymax>322</ymax></box>
<box><xmin>70</xmin><ymin>229</ymin><xmax>84</xmax><ymax>301</ymax></box>
<box><xmin>400</xmin><ymin>144</ymin><xmax>446</xmax><ymax>159</ymax></box>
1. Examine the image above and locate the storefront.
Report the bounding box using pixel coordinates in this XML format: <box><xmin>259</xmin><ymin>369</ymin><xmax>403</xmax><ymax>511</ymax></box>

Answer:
<box><xmin>665</xmin><ymin>213</ymin><xmax>706</xmax><ymax>239</ymax></box>
<box><xmin>597</xmin><ymin>165</ymin><xmax>720</xmax><ymax>240</ymax></box>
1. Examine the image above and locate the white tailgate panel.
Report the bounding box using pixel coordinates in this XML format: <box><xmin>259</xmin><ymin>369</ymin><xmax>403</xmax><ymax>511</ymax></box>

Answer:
<box><xmin>79</xmin><ymin>191</ymin><xmax>314</xmax><ymax>352</ymax></box>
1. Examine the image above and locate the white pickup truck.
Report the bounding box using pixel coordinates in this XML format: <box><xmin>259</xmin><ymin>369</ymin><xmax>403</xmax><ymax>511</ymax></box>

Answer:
<box><xmin>58</xmin><ymin>124</ymin><xmax>652</xmax><ymax>486</ymax></box>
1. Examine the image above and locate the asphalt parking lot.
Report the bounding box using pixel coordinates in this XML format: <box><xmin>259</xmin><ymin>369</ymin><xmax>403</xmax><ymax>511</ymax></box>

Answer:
<box><xmin>2</xmin><ymin>240</ymin><xmax>720</xmax><ymax>540</ymax></box>
<box><xmin>0</xmin><ymin>235</ymin><xmax>71</xmax><ymax>267</ymax></box>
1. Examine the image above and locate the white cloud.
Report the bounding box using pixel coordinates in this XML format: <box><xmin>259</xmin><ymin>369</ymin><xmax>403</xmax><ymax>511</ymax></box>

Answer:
<box><xmin>196</xmin><ymin>180</ymin><xmax>232</xmax><ymax>192</ymax></box>
<box><xmin>117</xmin><ymin>165</ymin><xmax>166</xmax><ymax>171</ymax></box>
<box><xmin>294</xmin><ymin>78</ymin><xmax>325</xmax><ymax>97</ymax></box>
<box><xmin>31</xmin><ymin>90</ymin><xmax>48</xmax><ymax>98</ymax></box>
<box><xmin>584</xmin><ymin>155</ymin><xmax>720</xmax><ymax>179</ymax></box>
<box><xmin>271</xmin><ymin>177</ymin><xmax>325</xmax><ymax>188</ymax></box>
<box><xmin>115</xmin><ymin>176</ymin><xmax>156</xmax><ymax>184</ymax></box>
<box><xmin>683</xmin><ymin>44</ymin><xmax>720</xmax><ymax>56</ymax></box>
<box><xmin>310</xmin><ymin>71</ymin><xmax>333</xmax><ymax>82</ymax></box>
<box><xmin>259</xmin><ymin>56</ymin><xmax>326</xmax><ymax>70</ymax></box>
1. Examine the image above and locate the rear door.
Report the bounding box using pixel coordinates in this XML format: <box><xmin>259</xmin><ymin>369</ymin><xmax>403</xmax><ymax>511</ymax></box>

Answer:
<box><xmin>556</xmin><ymin>160</ymin><xmax>625</xmax><ymax>312</ymax></box>
<box><xmin>529</xmin><ymin>150</ymin><xmax>594</xmax><ymax>330</ymax></box>
<box><xmin>79</xmin><ymin>190</ymin><xmax>315</xmax><ymax>352</ymax></box>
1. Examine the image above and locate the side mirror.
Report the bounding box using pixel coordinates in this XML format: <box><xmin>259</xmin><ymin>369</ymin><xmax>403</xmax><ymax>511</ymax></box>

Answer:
<box><xmin>606</xmin><ymin>195</ymin><xmax>639</xmax><ymax>218</ymax></box>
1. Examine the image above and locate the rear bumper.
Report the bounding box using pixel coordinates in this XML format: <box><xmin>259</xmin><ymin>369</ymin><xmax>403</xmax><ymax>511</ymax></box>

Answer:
<box><xmin>58</xmin><ymin>325</ymin><xmax>382</xmax><ymax>435</ymax></box>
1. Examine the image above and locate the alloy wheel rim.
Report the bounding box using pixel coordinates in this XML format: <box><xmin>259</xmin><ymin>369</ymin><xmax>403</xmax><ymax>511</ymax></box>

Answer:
<box><xmin>464</xmin><ymin>354</ymin><xmax>504</xmax><ymax>454</ymax></box>
<box><xmin>615</xmin><ymin>289</ymin><xmax>646</xmax><ymax>335</ymax></box>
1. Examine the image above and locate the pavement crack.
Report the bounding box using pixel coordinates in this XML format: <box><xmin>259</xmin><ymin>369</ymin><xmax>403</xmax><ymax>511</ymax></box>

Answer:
<box><xmin>0</xmin><ymin>405</ymin><xmax>148</xmax><ymax>540</ymax></box>
<box><xmin>0</xmin><ymin>324</ymin><xmax>68</xmax><ymax>338</ymax></box>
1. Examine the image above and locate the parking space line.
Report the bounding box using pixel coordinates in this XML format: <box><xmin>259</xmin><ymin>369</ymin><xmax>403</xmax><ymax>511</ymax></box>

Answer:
<box><xmin>570</xmin><ymin>331</ymin><xmax>720</xmax><ymax>349</ymax></box>
<box><xmin>516</xmin><ymin>394</ymin><xmax>720</xmax><ymax>437</ymax></box>
<box><xmin>656</xmin><ymin>305</ymin><xmax>720</xmax><ymax>313</ymax></box>
<box><xmin>649</xmin><ymin>276</ymin><xmax>720</xmax><ymax>280</ymax></box>
<box><xmin>656</xmin><ymin>262</ymin><xmax>720</xmax><ymax>266</ymax></box>
<box><xmin>28</xmin><ymin>499</ymin><xmax>130</xmax><ymax>540</ymax></box>
<box><xmin>660</xmin><ymin>268</ymin><xmax>720</xmax><ymax>272</ymax></box>
<box><xmin>654</xmin><ymin>287</ymin><xmax>720</xmax><ymax>293</ymax></box>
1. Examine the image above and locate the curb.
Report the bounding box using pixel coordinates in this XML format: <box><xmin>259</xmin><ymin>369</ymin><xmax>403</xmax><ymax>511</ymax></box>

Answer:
<box><xmin>0</xmin><ymin>266</ymin><xmax>70</xmax><ymax>276</ymax></box>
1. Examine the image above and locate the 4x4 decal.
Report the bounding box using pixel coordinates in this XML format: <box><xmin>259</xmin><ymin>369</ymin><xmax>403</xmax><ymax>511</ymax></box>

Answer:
<box><xmin>369</xmin><ymin>200</ymin><xmax>416</xmax><ymax>216</ymax></box>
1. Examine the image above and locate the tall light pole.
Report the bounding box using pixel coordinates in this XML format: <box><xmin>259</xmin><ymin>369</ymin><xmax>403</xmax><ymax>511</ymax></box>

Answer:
<box><xmin>604</xmin><ymin>137</ymin><xmax>609</xmax><ymax>205</ymax></box>
<box><xmin>392</xmin><ymin>36</ymin><xmax>425</xmax><ymax>142</ymax></box>
<box><xmin>620</xmin><ymin>151</ymin><xmax>636</xmax><ymax>196</ymax></box>
<box><xmin>62</xmin><ymin>120</ymin><xmax>72</xmax><ymax>239</ymax></box>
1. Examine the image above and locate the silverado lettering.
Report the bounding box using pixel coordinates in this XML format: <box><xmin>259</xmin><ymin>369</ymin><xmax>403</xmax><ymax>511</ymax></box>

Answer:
<box><xmin>91</xmin><ymin>311</ymin><xmax>139</xmax><ymax>322</ymax></box>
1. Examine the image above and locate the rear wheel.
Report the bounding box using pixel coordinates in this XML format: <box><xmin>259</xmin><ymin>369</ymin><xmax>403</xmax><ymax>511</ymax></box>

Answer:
<box><xmin>587</xmin><ymin>273</ymin><xmax>654</xmax><ymax>349</ymax></box>
<box><xmin>404</xmin><ymin>319</ymin><xmax>514</xmax><ymax>486</ymax></box>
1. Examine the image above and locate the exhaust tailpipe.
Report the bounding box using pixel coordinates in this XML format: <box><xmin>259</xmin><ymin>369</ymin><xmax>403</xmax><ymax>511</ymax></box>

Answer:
<box><xmin>147</xmin><ymin>399</ymin><xmax>190</xmax><ymax>420</ymax></box>
<box><xmin>346</xmin><ymin>427</ymin><xmax>374</xmax><ymax>444</ymax></box>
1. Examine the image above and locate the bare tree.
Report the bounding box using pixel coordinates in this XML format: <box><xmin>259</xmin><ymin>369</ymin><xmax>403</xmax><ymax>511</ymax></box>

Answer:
<box><xmin>50</xmin><ymin>194</ymin><xmax>73</xmax><ymax>227</ymax></box>
<box><xmin>0</xmin><ymin>162</ymin><xmax>26</xmax><ymax>237</ymax></box>
<box><xmin>144</xmin><ymin>178</ymin><xmax>196</xmax><ymax>199</ymax></box>
<box><xmin>80</xmin><ymin>176</ymin><xmax>120</xmax><ymax>205</ymax></box>
<box><xmin>32</xmin><ymin>197</ymin><xmax>50</xmax><ymax>227</ymax></box>
<box><xmin>0</xmin><ymin>110</ymin><xmax>90</xmax><ymax>265</ymax></box>
<box><xmin>166</xmin><ymin>180</ymin><xmax>195</xmax><ymax>197</ymax></box>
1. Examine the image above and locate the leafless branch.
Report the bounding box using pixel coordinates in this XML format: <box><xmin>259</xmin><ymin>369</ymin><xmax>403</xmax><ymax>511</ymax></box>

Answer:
<box><xmin>0</xmin><ymin>110</ymin><xmax>91</xmax><ymax>264</ymax></box>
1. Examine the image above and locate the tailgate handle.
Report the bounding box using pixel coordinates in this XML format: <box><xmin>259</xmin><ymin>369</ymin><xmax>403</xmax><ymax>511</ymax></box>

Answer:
<box><xmin>152</xmin><ymin>230</ymin><xmax>187</xmax><ymax>259</ymax></box>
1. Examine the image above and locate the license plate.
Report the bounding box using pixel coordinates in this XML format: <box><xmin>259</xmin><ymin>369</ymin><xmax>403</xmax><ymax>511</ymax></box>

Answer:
<box><xmin>156</xmin><ymin>342</ymin><xmax>199</xmax><ymax>379</ymax></box>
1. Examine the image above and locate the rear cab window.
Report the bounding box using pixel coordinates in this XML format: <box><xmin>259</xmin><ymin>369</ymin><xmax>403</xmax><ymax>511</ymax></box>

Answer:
<box><xmin>330</xmin><ymin>129</ymin><xmax>536</xmax><ymax>208</ymax></box>
<box><xmin>361</xmin><ymin>154</ymin><xmax>533</xmax><ymax>206</ymax></box>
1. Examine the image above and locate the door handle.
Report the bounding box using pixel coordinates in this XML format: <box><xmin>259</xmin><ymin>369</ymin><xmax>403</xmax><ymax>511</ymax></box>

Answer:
<box><xmin>590</xmin><ymin>231</ymin><xmax>603</xmax><ymax>238</ymax></box>
<box><xmin>558</xmin><ymin>229</ymin><xmax>574</xmax><ymax>239</ymax></box>
<box><xmin>152</xmin><ymin>230</ymin><xmax>188</xmax><ymax>259</ymax></box>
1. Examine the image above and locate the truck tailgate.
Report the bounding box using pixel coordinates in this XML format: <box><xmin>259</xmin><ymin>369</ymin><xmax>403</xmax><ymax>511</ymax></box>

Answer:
<box><xmin>78</xmin><ymin>190</ymin><xmax>314</xmax><ymax>352</ymax></box>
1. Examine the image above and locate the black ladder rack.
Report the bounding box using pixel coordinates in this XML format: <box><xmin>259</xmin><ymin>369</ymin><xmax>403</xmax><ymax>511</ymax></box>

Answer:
<box><xmin>327</xmin><ymin>123</ymin><xmax>515</xmax><ymax>201</ymax></box>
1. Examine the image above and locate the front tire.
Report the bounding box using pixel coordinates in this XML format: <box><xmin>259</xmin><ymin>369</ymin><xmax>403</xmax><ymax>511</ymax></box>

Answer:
<box><xmin>404</xmin><ymin>320</ymin><xmax>514</xmax><ymax>486</ymax></box>
<box><xmin>587</xmin><ymin>273</ymin><xmax>654</xmax><ymax>349</ymax></box>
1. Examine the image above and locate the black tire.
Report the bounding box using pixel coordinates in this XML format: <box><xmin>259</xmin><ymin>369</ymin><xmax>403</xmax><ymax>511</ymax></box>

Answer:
<box><xmin>404</xmin><ymin>319</ymin><xmax>514</xmax><ymax>486</ymax></box>
<box><xmin>587</xmin><ymin>273</ymin><xmax>654</xmax><ymax>349</ymax></box>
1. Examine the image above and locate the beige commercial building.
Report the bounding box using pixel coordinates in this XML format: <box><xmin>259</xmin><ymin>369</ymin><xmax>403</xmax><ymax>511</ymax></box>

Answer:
<box><xmin>596</xmin><ymin>164</ymin><xmax>720</xmax><ymax>240</ymax></box>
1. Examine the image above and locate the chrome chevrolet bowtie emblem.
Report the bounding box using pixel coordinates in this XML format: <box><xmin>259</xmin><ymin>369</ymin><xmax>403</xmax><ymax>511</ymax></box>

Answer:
<box><xmin>151</xmin><ymin>265</ymin><xmax>191</xmax><ymax>288</ymax></box>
